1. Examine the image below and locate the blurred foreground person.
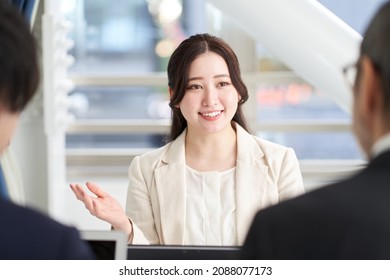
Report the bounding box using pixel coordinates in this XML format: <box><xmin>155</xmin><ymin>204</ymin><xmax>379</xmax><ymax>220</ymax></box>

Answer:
<box><xmin>243</xmin><ymin>1</ymin><xmax>390</xmax><ymax>260</ymax></box>
<box><xmin>0</xmin><ymin>1</ymin><xmax>93</xmax><ymax>259</ymax></box>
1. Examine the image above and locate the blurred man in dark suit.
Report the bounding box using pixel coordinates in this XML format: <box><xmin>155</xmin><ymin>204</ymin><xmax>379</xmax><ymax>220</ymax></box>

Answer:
<box><xmin>0</xmin><ymin>1</ymin><xmax>93</xmax><ymax>259</ymax></box>
<box><xmin>242</xmin><ymin>1</ymin><xmax>390</xmax><ymax>259</ymax></box>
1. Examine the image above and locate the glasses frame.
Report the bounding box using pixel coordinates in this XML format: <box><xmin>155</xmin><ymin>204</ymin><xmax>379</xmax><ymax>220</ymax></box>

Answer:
<box><xmin>342</xmin><ymin>62</ymin><xmax>357</xmax><ymax>91</ymax></box>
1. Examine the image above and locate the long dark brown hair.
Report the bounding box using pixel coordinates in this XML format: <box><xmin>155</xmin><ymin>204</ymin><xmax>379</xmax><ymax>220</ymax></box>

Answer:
<box><xmin>167</xmin><ymin>33</ymin><xmax>249</xmax><ymax>141</ymax></box>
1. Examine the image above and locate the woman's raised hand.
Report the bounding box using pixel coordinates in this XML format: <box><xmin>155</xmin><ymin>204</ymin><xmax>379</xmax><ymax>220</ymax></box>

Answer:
<box><xmin>70</xmin><ymin>181</ymin><xmax>133</xmax><ymax>238</ymax></box>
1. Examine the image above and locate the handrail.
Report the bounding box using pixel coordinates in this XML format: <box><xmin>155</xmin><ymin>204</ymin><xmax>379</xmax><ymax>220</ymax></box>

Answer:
<box><xmin>66</xmin><ymin>119</ymin><xmax>351</xmax><ymax>134</ymax></box>
<box><xmin>69</xmin><ymin>71</ymin><xmax>304</xmax><ymax>87</ymax></box>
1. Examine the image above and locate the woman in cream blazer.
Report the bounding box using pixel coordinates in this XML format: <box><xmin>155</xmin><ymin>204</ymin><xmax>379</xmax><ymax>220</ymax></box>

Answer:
<box><xmin>128</xmin><ymin>122</ymin><xmax>304</xmax><ymax>245</ymax></box>
<box><xmin>71</xmin><ymin>34</ymin><xmax>304</xmax><ymax>246</ymax></box>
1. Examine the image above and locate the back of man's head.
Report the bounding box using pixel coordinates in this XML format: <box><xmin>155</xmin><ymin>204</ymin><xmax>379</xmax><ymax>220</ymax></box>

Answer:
<box><xmin>361</xmin><ymin>1</ymin><xmax>390</xmax><ymax>117</ymax></box>
<box><xmin>0</xmin><ymin>1</ymin><xmax>39</xmax><ymax>113</ymax></box>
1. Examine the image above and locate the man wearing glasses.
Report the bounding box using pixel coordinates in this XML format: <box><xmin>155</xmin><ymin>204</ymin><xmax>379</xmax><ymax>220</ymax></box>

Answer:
<box><xmin>242</xmin><ymin>1</ymin><xmax>390</xmax><ymax>259</ymax></box>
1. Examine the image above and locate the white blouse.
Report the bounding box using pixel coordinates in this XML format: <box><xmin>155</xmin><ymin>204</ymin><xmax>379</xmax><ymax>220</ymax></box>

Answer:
<box><xmin>184</xmin><ymin>166</ymin><xmax>237</xmax><ymax>246</ymax></box>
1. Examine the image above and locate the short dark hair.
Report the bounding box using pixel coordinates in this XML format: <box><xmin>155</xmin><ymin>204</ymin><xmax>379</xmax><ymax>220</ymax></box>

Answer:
<box><xmin>0</xmin><ymin>1</ymin><xmax>39</xmax><ymax>112</ymax></box>
<box><xmin>167</xmin><ymin>33</ymin><xmax>249</xmax><ymax>141</ymax></box>
<box><xmin>360</xmin><ymin>1</ymin><xmax>390</xmax><ymax>116</ymax></box>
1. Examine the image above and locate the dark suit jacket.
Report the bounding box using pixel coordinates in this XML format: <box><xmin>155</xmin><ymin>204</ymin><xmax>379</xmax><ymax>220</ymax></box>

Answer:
<box><xmin>0</xmin><ymin>197</ymin><xmax>94</xmax><ymax>259</ymax></box>
<box><xmin>242</xmin><ymin>151</ymin><xmax>390</xmax><ymax>259</ymax></box>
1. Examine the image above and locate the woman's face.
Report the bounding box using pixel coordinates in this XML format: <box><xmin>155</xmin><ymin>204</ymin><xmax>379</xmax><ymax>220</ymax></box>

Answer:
<box><xmin>177</xmin><ymin>52</ymin><xmax>240</xmax><ymax>135</ymax></box>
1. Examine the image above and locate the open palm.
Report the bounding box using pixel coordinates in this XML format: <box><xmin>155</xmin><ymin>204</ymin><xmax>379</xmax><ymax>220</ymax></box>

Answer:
<box><xmin>70</xmin><ymin>181</ymin><xmax>130</xmax><ymax>231</ymax></box>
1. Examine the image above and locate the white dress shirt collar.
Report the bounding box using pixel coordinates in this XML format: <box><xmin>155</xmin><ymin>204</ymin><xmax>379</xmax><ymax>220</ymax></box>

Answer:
<box><xmin>371</xmin><ymin>133</ymin><xmax>390</xmax><ymax>159</ymax></box>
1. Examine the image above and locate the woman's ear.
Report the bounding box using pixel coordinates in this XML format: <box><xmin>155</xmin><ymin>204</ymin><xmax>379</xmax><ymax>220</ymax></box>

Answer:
<box><xmin>360</xmin><ymin>55</ymin><xmax>383</xmax><ymax>117</ymax></box>
<box><xmin>168</xmin><ymin>87</ymin><xmax>174</xmax><ymax>99</ymax></box>
<box><xmin>169</xmin><ymin>87</ymin><xmax>180</xmax><ymax>108</ymax></box>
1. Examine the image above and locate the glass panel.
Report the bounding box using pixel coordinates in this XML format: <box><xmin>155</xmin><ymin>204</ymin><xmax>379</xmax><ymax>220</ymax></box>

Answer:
<box><xmin>68</xmin><ymin>86</ymin><xmax>171</xmax><ymax>120</ymax></box>
<box><xmin>258</xmin><ymin>131</ymin><xmax>363</xmax><ymax>160</ymax></box>
<box><xmin>66</xmin><ymin>134</ymin><xmax>166</xmax><ymax>149</ymax></box>
<box><xmin>256</xmin><ymin>82</ymin><xmax>350</xmax><ymax>121</ymax></box>
<box><xmin>317</xmin><ymin>0</ymin><xmax>388</xmax><ymax>34</ymax></box>
<box><xmin>255</xmin><ymin>81</ymin><xmax>361</xmax><ymax>159</ymax></box>
<box><xmin>60</xmin><ymin>0</ymin><xmax>202</xmax><ymax>75</ymax></box>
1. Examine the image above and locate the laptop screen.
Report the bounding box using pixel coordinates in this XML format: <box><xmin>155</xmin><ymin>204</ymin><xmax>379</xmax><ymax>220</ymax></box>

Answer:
<box><xmin>81</xmin><ymin>231</ymin><xmax>241</xmax><ymax>260</ymax></box>
<box><xmin>127</xmin><ymin>245</ymin><xmax>241</xmax><ymax>260</ymax></box>
<box><xmin>80</xmin><ymin>230</ymin><xmax>127</xmax><ymax>260</ymax></box>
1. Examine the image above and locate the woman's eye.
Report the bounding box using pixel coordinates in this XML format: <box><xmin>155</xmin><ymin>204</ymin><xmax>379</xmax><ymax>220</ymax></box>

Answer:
<box><xmin>219</xmin><ymin>81</ymin><xmax>229</xmax><ymax>87</ymax></box>
<box><xmin>187</xmin><ymin>84</ymin><xmax>202</xmax><ymax>90</ymax></box>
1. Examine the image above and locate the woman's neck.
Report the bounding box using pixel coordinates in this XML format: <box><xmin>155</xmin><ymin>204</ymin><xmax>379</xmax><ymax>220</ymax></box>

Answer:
<box><xmin>185</xmin><ymin>123</ymin><xmax>237</xmax><ymax>172</ymax></box>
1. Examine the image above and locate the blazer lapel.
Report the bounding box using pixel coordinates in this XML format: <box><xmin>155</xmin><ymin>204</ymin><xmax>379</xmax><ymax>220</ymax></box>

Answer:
<box><xmin>235</xmin><ymin>124</ymin><xmax>268</xmax><ymax>244</ymax></box>
<box><xmin>154</xmin><ymin>131</ymin><xmax>187</xmax><ymax>244</ymax></box>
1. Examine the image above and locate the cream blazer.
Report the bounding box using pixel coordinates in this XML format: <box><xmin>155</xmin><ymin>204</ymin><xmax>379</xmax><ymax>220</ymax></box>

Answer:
<box><xmin>126</xmin><ymin>123</ymin><xmax>304</xmax><ymax>245</ymax></box>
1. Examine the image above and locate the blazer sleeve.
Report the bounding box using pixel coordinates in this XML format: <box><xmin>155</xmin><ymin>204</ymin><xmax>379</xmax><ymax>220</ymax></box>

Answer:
<box><xmin>277</xmin><ymin>147</ymin><xmax>305</xmax><ymax>202</ymax></box>
<box><xmin>126</xmin><ymin>156</ymin><xmax>158</xmax><ymax>245</ymax></box>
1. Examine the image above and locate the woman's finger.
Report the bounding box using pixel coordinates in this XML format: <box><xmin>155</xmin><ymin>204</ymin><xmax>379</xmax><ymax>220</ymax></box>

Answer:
<box><xmin>70</xmin><ymin>183</ymin><xmax>95</xmax><ymax>212</ymax></box>
<box><xmin>86</xmin><ymin>181</ymin><xmax>107</xmax><ymax>198</ymax></box>
<box><xmin>69</xmin><ymin>183</ymin><xmax>85</xmax><ymax>200</ymax></box>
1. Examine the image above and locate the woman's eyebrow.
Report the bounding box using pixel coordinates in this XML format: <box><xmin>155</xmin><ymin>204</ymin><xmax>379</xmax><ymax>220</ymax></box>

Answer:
<box><xmin>214</xmin><ymin>74</ymin><xmax>230</xmax><ymax>79</ymax></box>
<box><xmin>187</xmin><ymin>76</ymin><xmax>203</xmax><ymax>82</ymax></box>
<box><xmin>187</xmin><ymin>74</ymin><xmax>230</xmax><ymax>82</ymax></box>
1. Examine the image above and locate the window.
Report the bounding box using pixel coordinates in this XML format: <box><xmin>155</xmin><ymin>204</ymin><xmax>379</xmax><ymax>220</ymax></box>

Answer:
<box><xmin>318</xmin><ymin>0</ymin><xmax>388</xmax><ymax>34</ymax></box>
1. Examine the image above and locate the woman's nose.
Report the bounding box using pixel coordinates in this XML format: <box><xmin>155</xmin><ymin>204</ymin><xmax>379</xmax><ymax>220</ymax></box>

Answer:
<box><xmin>202</xmin><ymin>86</ymin><xmax>218</xmax><ymax>107</ymax></box>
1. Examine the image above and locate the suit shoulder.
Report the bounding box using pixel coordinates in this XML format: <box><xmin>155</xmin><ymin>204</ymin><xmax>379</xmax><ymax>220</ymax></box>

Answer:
<box><xmin>0</xmin><ymin>200</ymin><xmax>76</xmax><ymax>237</ymax></box>
<box><xmin>0</xmin><ymin>200</ymin><xmax>93</xmax><ymax>259</ymax></box>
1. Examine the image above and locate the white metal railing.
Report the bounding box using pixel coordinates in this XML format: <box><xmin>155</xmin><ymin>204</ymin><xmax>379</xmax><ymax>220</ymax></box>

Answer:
<box><xmin>69</xmin><ymin>72</ymin><xmax>168</xmax><ymax>87</ymax></box>
<box><xmin>66</xmin><ymin>119</ymin><xmax>171</xmax><ymax>134</ymax></box>
<box><xmin>66</xmin><ymin>119</ymin><xmax>351</xmax><ymax>134</ymax></box>
<box><xmin>69</xmin><ymin>71</ymin><xmax>304</xmax><ymax>87</ymax></box>
<box><xmin>300</xmin><ymin>159</ymin><xmax>366</xmax><ymax>191</ymax></box>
